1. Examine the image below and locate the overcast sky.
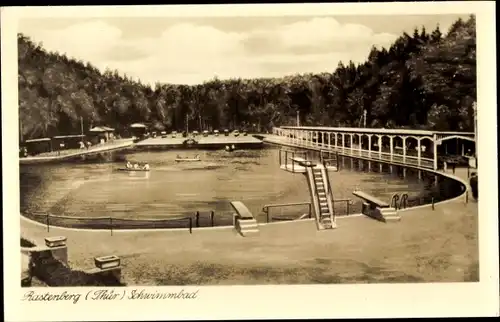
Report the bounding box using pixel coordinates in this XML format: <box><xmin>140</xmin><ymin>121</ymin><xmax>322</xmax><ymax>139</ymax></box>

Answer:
<box><xmin>19</xmin><ymin>14</ymin><xmax>469</xmax><ymax>86</ymax></box>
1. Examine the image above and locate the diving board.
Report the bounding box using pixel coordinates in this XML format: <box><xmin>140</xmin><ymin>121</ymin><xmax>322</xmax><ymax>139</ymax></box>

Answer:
<box><xmin>352</xmin><ymin>190</ymin><xmax>400</xmax><ymax>222</ymax></box>
<box><xmin>230</xmin><ymin>201</ymin><xmax>259</xmax><ymax>236</ymax></box>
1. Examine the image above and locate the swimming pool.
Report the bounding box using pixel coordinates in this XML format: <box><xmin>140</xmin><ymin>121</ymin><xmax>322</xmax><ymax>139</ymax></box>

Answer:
<box><xmin>19</xmin><ymin>146</ymin><xmax>463</xmax><ymax>229</ymax></box>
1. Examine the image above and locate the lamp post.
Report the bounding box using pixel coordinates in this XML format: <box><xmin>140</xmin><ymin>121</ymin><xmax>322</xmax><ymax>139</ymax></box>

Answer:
<box><xmin>473</xmin><ymin>101</ymin><xmax>477</xmax><ymax>165</ymax></box>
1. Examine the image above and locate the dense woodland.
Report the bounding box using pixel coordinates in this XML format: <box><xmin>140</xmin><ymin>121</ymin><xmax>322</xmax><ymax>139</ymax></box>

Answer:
<box><xmin>18</xmin><ymin>16</ymin><xmax>476</xmax><ymax>140</ymax></box>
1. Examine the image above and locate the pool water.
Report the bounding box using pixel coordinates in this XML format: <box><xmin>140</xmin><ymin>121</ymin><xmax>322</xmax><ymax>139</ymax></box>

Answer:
<box><xmin>19</xmin><ymin>147</ymin><xmax>459</xmax><ymax>228</ymax></box>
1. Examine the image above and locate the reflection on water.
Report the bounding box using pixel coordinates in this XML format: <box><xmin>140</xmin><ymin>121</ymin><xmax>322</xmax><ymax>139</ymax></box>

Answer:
<box><xmin>20</xmin><ymin>147</ymin><xmax>462</xmax><ymax>227</ymax></box>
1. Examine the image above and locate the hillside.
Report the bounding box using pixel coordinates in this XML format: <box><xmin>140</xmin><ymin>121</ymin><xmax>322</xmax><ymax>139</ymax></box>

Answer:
<box><xmin>18</xmin><ymin>15</ymin><xmax>476</xmax><ymax>141</ymax></box>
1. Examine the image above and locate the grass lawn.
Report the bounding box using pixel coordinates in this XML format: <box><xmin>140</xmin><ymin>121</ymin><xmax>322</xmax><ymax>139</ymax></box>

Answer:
<box><xmin>21</xmin><ymin>193</ymin><xmax>478</xmax><ymax>285</ymax></box>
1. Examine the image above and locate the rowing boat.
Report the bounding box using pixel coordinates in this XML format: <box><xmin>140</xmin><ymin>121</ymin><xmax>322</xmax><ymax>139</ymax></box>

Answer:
<box><xmin>116</xmin><ymin>168</ymin><xmax>151</xmax><ymax>172</ymax></box>
<box><xmin>174</xmin><ymin>158</ymin><xmax>201</xmax><ymax>162</ymax></box>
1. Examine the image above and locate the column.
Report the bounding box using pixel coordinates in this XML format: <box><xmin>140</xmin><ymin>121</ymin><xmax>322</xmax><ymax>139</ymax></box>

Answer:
<box><xmin>341</xmin><ymin>133</ymin><xmax>345</xmax><ymax>153</ymax></box>
<box><xmin>378</xmin><ymin>135</ymin><xmax>382</xmax><ymax>159</ymax></box>
<box><xmin>328</xmin><ymin>132</ymin><xmax>331</xmax><ymax>149</ymax></box>
<box><xmin>417</xmin><ymin>138</ymin><xmax>421</xmax><ymax>167</ymax></box>
<box><xmin>402</xmin><ymin>137</ymin><xmax>407</xmax><ymax>163</ymax></box>
<box><xmin>349</xmin><ymin>134</ymin><xmax>353</xmax><ymax>155</ymax></box>
<box><xmin>368</xmin><ymin>135</ymin><xmax>372</xmax><ymax>157</ymax></box>
<box><xmin>390</xmin><ymin>136</ymin><xmax>394</xmax><ymax>162</ymax></box>
<box><xmin>433</xmin><ymin>134</ymin><xmax>438</xmax><ymax>170</ymax></box>
<box><xmin>358</xmin><ymin>135</ymin><xmax>362</xmax><ymax>156</ymax></box>
<box><xmin>334</xmin><ymin>133</ymin><xmax>338</xmax><ymax>150</ymax></box>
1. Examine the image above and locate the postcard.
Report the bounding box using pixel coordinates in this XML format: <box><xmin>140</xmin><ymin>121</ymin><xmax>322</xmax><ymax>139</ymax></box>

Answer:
<box><xmin>2</xmin><ymin>2</ymin><xmax>499</xmax><ymax>321</ymax></box>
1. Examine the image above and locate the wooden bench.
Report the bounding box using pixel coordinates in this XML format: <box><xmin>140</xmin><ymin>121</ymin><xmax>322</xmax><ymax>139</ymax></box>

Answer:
<box><xmin>230</xmin><ymin>201</ymin><xmax>259</xmax><ymax>236</ymax></box>
<box><xmin>352</xmin><ymin>191</ymin><xmax>400</xmax><ymax>223</ymax></box>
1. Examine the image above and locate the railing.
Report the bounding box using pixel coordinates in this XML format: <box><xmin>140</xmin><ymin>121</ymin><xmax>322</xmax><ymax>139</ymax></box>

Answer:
<box><xmin>262</xmin><ymin>202</ymin><xmax>312</xmax><ymax>222</ymax></box>
<box><xmin>332</xmin><ymin>198</ymin><xmax>354</xmax><ymax>216</ymax></box>
<box><xmin>26</xmin><ymin>209</ymin><xmax>225</xmax><ymax>235</ymax></box>
<box><xmin>390</xmin><ymin>193</ymin><xmax>409</xmax><ymax>210</ymax></box>
<box><xmin>272</xmin><ymin>133</ymin><xmax>435</xmax><ymax>169</ymax></box>
<box><xmin>278</xmin><ymin>149</ymin><xmax>308</xmax><ymax>172</ymax></box>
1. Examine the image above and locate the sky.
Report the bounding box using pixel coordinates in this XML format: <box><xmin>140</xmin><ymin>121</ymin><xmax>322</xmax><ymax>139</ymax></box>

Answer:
<box><xmin>18</xmin><ymin>14</ymin><xmax>470</xmax><ymax>86</ymax></box>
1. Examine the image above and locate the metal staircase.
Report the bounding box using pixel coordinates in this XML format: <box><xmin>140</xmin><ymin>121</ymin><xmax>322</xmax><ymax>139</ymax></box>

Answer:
<box><xmin>306</xmin><ymin>163</ymin><xmax>336</xmax><ymax>230</ymax></box>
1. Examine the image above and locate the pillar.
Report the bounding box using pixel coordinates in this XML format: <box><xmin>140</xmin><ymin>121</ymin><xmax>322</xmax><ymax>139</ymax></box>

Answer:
<box><xmin>417</xmin><ymin>138</ymin><xmax>421</xmax><ymax>167</ymax></box>
<box><xmin>433</xmin><ymin>134</ymin><xmax>438</xmax><ymax>170</ymax></box>
<box><xmin>402</xmin><ymin>137</ymin><xmax>407</xmax><ymax>163</ymax></box>
<box><xmin>328</xmin><ymin>132</ymin><xmax>331</xmax><ymax>148</ymax></box>
<box><xmin>341</xmin><ymin>133</ymin><xmax>345</xmax><ymax>153</ymax></box>
<box><xmin>334</xmin><ymin>133</ymin><xmax>338</xmax><ymax>149</ymax></box>
<box><xmin>368</xmin><ymin>135</ymin><xmax>372</xmax><ymax>157</ymax></box>
<box><xmin>349</xmin><ymin>134</ymin><xmax>353</xmax><ymax>155</ymax></box>
<box><xmin>390</xmin><ymin>136</ymin><xmax>394</xmax><ymax>162</ymax></box>
<box><xmin>378</xmin><ymin>135</ymin><xmax>382</xmax><ymax>159</ymax></box>
<box><xmin>358</xmin><ymin>134</ymin><xmax>362</xmax><ymax>156</ymax></box>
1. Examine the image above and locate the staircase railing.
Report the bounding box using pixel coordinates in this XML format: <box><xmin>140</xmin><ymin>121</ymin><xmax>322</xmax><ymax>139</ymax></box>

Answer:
<box><xmin>262</xmin><ymin>202</ymin><xmax>312</xmax><ymax>222</ymax></box>
<box><xmin>305</xmin><ymin>166</ymin><xmax>322</xmax><ymax>230</ymax></box>
<box><xmin>390</xmin><ymin>193</ymin><xmax>409</xmax><ymax>210</ymax></box>
<box><xmin>390</xmin><ymin>194</ymin><xmax>400</xmax><ymax>209</ymax></box>
<box><xmin>322</xmin><ymin>166</ymin><xmax>336</xmax><ymax>218</ymax></box>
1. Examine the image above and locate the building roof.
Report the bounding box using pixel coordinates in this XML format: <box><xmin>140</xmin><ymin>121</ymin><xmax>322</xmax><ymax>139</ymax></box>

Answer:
<box><xmin>280</xmin><ymin>126</ymin><xmax>475</xmax><ymax>137</ymax></box>
<box><xmin>25</xmin><ymin>138</ymin><xmax>51</xmax><ymax>143</ymax></box>
<box><xmin>53</xmin><ymin>134</ymin><xmax>85</xmax><ymax>139</ymax></box>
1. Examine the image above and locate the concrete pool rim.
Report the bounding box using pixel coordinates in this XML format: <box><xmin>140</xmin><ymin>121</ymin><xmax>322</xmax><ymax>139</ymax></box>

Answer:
<box><xmin>19</xmin><ymin>163</ymin><xmax>469</xmax><ymax>233</ymax></box>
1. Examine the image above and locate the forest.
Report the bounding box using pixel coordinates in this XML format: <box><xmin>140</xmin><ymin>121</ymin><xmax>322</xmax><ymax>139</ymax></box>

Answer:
<box><xmin>18</xmin><ymin>15</ymin><xmax>476</xmax><ymax>141</ymax></box>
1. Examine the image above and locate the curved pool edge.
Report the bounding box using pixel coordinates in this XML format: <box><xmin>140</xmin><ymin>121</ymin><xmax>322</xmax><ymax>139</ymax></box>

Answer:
<box><xmin>397</xmin><ymin>168</ymin><xmax>469</xmax><ymax>214</ymax></box>
<box><xmin>19</xmin><ymin>164</ymin><xmax>470</xmax><ymax>234</ymax></box>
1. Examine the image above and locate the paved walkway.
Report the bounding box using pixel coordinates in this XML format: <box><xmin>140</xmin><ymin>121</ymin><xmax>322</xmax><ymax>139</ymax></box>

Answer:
<box><xmin>20</xmin><ymin>139</ymin><xmax>134</xmax><ymax>164</ymax></box>
<box><xmin>20</xmin><ymin>165</ymin><xmax>478</xmax><ymax>285</ymax></box>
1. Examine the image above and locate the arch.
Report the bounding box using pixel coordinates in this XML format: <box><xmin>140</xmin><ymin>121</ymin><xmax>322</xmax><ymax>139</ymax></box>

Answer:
<box><xmin>436</xmin><ymin>135</ymin><xmax>476</xmax><ymax>144</ymax></box>
<box><xmin>419</xmin><ymin>136</ymin><xmax>434</xmax><ymax>158</ymax></box>
<box><xmin>404</xmin><ymin>136</ymin><xmax>420</xmax><ymax>152</ymax></box>
<box><xmin>359</xmin><ymin>133</ymin><xmax>371</xmax><ymax>150</ymax></box>
<box><xmin>378</xmin><ymin>134</ymin><xmax>393</xmax><ymax>140</ymax></box>
<box><xmin>380</xmin><ymin>135</ymin><xmax>392</xmax><ymax>152</ymax></box>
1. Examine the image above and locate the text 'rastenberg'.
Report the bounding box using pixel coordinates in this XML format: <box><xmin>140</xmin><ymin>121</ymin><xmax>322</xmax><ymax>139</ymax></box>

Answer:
<box><xmin>21</xmin><ymin>288</ymin><xmax>199</xmax><ymax>304</ymax></box>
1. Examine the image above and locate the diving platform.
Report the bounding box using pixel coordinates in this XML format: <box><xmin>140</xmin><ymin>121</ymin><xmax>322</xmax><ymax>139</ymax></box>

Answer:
<box><xmin>279</xmin><ymin>149</ymin><xmax>338</xmax><ymax>173</ymax></box>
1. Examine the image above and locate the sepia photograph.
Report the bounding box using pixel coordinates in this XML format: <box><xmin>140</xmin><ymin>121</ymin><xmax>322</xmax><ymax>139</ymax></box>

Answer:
<box><xmin>2</xmin><ymin>2</ymin><xmax>499</xmax><ymax>321</ymax></box>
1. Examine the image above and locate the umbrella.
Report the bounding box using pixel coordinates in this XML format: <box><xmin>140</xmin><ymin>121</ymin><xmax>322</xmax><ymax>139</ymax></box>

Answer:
<box><xmin>89</xmin><ymin>126</ymin><xmax>107</xmax><ymax>132</ymax></box>
<box><xmin>130</xmin><ymin>123</ymin><xmax>147</xmax><ymax>129</ymax></box>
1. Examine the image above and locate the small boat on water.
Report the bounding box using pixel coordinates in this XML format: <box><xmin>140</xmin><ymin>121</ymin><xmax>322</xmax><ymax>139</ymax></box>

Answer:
<box><xmin>117</xmin><ymin>161</ymin><xmax>150</xmax><ymax>171</ymax></box>
<box><xmin>116</xmin><ymin>168</ymin><xmax>151</xmax><ymax>172</ymax></box>
<box><xmin>175</xmin><ymin>154</ymin><xmax>201</xmax><ymax>162</ymax></box>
